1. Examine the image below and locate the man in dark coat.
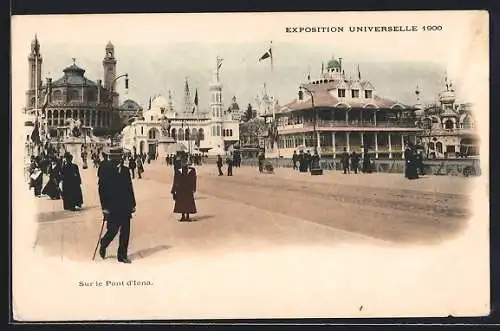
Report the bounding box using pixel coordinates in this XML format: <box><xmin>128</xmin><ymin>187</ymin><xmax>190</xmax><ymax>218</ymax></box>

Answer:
<box><xmin>171</xmin><ymin>163</ymin><xmax>197</xmax><ymax>222</ymax></box>
<box><xmin>341</xmin><ymin>147</ymin><xmax>350</xmax><ymax>174</ymax></box>
<box><xmin>98</xmin><ymin>147</ymin><xmax>136</xmax><ymax>264</ymax></box>
<box><xmin>258</xmin><ymin>151</ymin><xmax>265</xmax><ymax>173</ymax></box>
<box><xmin>216</xmin><ymin>155</ymin><xmax>224</xmax><ymax>176</ymax></box>
<box><xmin>350</xmin><ymin>151</ymin><xmax>360</xmax><ymax>174</ymax></box>
<box><xmin>60</xmin><ymin>153</ymin><xmax>83</xmax><ymax>210</ymax></box>
<box><xmin>226</xmin><ymin>155</ymin><xmax>233</xmax><ymax>176</ymax></box>
<box><xmin>129</xmin><ymin>156</ymin><xmax>137</xmax><ymax>179</ymax></box>
<box><xmin>292</xmin><ymin>151</ymin><xmax>298</xmax><ymax>170</ymax></box>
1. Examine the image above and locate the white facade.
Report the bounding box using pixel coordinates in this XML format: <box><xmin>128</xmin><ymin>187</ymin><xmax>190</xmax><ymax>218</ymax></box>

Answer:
<box><xmin>121</xmin><ymin>62</ymin><xmax>239</xmax><ymax>156</ymax></box>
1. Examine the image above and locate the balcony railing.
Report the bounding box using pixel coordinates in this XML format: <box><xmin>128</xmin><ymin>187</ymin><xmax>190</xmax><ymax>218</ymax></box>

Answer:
<box><xmin>280</xmin><ymin>120</ymin><xmax>417</xmax><ymax>129</ymax></box>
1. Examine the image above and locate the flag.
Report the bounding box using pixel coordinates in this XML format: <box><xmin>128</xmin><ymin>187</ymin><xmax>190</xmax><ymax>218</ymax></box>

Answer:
<box><xmin>148</xmin><ymin>97</ymin><xmax>152</xmax><ymax>110</ymax></box>
<box><xmin>321</xmin><ymin>62</ymin><xmax>324</xmax><ymax>75</ymax></box>
<box><xmin>357</xmin><ymin>65</ymin><xmax>361</xmax><ymax>80</ymax></box>
<box><xmin>259</xmin><ymin>48</ymin><xmax>272</xmax><ymax>61</ymax></box>
<box><xmin>41</xmin><ymin>88</ymin><xmax>49</xmax><ymax>112</ymax></box>
<box><xmin>217</xmin><ymin>57</ymin><xmax>223</xmax><ymax>71</ymax></box>
<box><xmin>192</xmin><ymin>89</ymin><xmax>198</xmax><ymax>114</ymax></box>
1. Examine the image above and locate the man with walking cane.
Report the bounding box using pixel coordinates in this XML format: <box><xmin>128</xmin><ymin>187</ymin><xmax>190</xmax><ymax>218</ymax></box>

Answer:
<box><xmin>93</xmin><ymin>147</ymin><xmax>136</xmax><ymax>264</ymax></box>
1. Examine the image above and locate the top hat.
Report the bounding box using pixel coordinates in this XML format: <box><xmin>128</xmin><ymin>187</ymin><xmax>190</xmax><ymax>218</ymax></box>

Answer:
<box><xmin>104</xmin><ymin>147</ymin><xmax>125</xmax><ymax>157</ymax></box>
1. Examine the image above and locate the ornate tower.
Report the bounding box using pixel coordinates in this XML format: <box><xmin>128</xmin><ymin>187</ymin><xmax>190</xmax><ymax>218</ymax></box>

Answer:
<box><xmin>103</xmin><ymin>41</ymin><xmax>117</xmax><ymax>90</ymax></box>
<box><xmin>26</xmin><ymin>34</ymin><xmax>43</xmax><ymax>110</ymax></box>
<box><xmin>209</xmin><ymin>57</ymin><xmax>224</xmax><ymax>120</ymax></box>
<box><xmin>183</xmin><ymin>78</ymin><xmax>193</xmax><ymax>114</ymax></box>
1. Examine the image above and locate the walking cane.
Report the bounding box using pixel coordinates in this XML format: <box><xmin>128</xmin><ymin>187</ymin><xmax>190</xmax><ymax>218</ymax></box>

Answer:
<box><xmin>92</xmin><ymin>215</ymin><xmax>107</xmax><ymax>261</ymax></box>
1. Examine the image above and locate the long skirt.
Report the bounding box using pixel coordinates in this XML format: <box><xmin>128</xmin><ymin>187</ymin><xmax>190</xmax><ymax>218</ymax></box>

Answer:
<box><xmin>173</xmin><ymin>191</ymin><xmax>197</xmax><ymax>214</ymax></box>
<box><xmin>62</xmin><ymin>184</ymin><xmax>83</xmax><ymax>210</ymax></box>
<box><xmin>42</xmin><ymin>179</ymin><xmax>61</xmax><ymax>199</ymax></box>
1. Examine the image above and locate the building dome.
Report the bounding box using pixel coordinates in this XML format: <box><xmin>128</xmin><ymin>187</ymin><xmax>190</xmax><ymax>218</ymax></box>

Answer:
<box><xmin>439</xmin><ymin>90</ymin><xmax>456</xmax><ymax>104</ymax></box>
<box><xmin>327</xmin><ymin>58</ymin><xmax>341</xmax><ymax>69</ymax></box>
<box><xmin>121</xmin><ymin>99</ymin><xmax>142</xmax><ymax>112</ymax></box>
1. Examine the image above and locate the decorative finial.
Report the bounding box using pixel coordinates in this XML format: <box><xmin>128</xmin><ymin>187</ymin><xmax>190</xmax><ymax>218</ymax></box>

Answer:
<box><xmin>72</xmin><ymin>57</ymin><xmax>76</xmax><ymax>65</ymax></box>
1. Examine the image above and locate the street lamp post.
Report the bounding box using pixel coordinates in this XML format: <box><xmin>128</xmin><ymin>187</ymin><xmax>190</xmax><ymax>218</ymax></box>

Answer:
<box><xmin>108</xmin><ymin>73</ymin><xmax>129</xmax><ymax>137</ymax></box>
<box><xmin>300</xmin><ymin>85</ymin><xmax>323</xmax><ymax>175</ymax></box>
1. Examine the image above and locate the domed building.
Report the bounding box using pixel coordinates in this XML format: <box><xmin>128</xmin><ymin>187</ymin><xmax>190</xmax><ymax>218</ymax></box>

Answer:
<box><xmin>23</xmin><ymin>35</ymin><xmax>141</xmax><ymax>144</ymax></box>
<box><xmin>414</xmin><ymin>77</ymin><xmax>479</xmax><ymax>158</ymax></box>
<box><xmin>121</xmin><ymin>65</ymin><xmax>240</xmax><ymax>158</ymax></box>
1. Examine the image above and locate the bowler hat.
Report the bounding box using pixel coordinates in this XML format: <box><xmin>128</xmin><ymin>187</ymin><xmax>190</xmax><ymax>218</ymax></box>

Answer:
<box><xmin>104</xmin><ymin>147</ymin><xmax>125</xmax><ymax>157</ymax></box>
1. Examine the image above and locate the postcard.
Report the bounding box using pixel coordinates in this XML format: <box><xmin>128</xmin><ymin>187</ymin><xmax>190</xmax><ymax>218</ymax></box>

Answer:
<box><xmin>11</xmin><ymin>10</ymin><xmax>489</xmax><ymax>321</ymax></box>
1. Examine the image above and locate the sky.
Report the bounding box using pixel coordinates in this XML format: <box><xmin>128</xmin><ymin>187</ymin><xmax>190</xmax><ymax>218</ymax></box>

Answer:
<box><xmin>12</xmin><ymin>12</ymin><xmax>487</xmax><ymax>113</ymax></box>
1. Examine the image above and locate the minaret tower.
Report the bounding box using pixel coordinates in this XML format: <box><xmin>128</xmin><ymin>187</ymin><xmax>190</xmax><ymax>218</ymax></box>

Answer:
<box><xmin>103</xmin><ymin>41</ymin><xmax>117</xmax><ymax>90</ymax></box>
<box><xmin>26</xmin><ymin>34</ymin><xmax>43</xmax><ymax>111</ymax></box>
<box><xmin>183</xmin><ymin>78</ymin><xmax>193</xmax><ymax>114</ymax></box>
<box><xmin>168</xmin><ymin>89</ymin><xmax>174</xmax><ymax>112</ymax></box>
<box><xmin>209</xmin><ymin>57</ymin><xmax>224</xmax><ymax>120</ymax></box>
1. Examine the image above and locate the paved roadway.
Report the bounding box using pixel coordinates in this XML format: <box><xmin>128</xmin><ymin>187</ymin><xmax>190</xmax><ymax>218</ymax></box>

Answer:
<box><xmin>33</xmin><ymin>160</ymin><xmax>474</xmax><ymax>260</ymax></box>
<box><xmin>23</xmin><ymin>160</ymin><xmax>488</xmax><ymax>319</ymax></box>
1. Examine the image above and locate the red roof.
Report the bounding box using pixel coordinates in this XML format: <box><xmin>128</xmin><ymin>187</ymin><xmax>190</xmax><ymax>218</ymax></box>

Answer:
<box><xmin>280</xmin><ymin>81</ymin><xmax>414</xmax><ymax>113</ymax></box>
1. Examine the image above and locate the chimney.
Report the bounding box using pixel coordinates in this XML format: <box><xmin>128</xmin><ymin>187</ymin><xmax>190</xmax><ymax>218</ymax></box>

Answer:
<box><xmin>97</xmin><ymin>79</ymin><xmax>101</xmax><ymax>103</ymax></box>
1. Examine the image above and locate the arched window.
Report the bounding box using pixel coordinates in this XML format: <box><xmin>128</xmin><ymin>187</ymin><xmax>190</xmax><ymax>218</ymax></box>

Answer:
<box><xmin>185</xmin><ymin>128</ymin><xmax>190</xmax><ymax>140</ymax></box>
<box><xmin>47</xmin><ymin>109</ymin><xmax>52</xmax><ymax>125</ymax></box>
<box><xmin>222</xmin><ymin>129</ymin><xmax>226</xmax><ymax>137</ymax></box>
<box><xmin>212</xmin><ymin>126</ymin><xmax>215</xmax><ymax>136</ymax></box>
<box><xmin>68</xmin><ymin>89</ymin><xmax>79</xmax><ymax>101</ymax></box>
<box><xmin>31</xmin><ymin>97</ymin><xmax>35</xmax><ymax>107</ymax></box>
<box><xmin>444</xmin><ymin>119</ymin><xmax>454</xmax><ymax>130</ymax></box>
<box><xmin>148</xmin><ymin>128</ymin><xmax>158</xmax><ymax>140</ymax></box>
<box><xmin>66</xmin><ymin>109</ymin><xmax>72</xmax><ymax>118</ymax></box>
<box><xmin>73</xmin><ymin>109</ymin><xmax>78</xmax><ymax>119</ymax></box>
<box><xmin>198</xmin><ymin>128</ymin><xmax>205</xmax><ymax>141</ymax></box>
<box><xmin>141</xmin><ymin>126</ymin><xmax>143</xmax><ymax>135</ymax></box>
<box><xmin>191</xmin><ymin>128</ymin><xmax>198</xmax><ymax>140</ymax></box>
<box><xmin>436</xmin><ymin>142</ymin><xmax>443</xmax><ymax>154</ymax></box>
<box><xmin>178</xmin><ymin>129</ymin><xmax>185</xmax><ymax>140</ymax></box>
<box><xmin>171</xmin><ymin>128</ymin><xmax>177</xmax><ymax>140</ymax></box>
<box><xmin>53</xmin><ymin>109</ymin><xmax>58</xmax><ymax>118</ymax></box>
<box><xmin>428</xmin><ymin>142</ymin><xmax>435</xmax><ymax>150</ymax></box>
<box><xmin>229</xmin><ymin>129</ymin><xmax>233</xmax><ymax>136</ymax></box>
<box><xmin>216</xmin><ymin>125</ymin><xmax>221</xmax><ymax>136</ymax></box>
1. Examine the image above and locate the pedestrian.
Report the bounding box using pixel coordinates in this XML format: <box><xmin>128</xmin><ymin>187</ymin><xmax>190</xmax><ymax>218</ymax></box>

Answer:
<box><xmin>258</xmin><ymin>150</ymin><xmax>265</xmax><ymax>173</ymax></box>
<box><xmin>41</xmin><ymin>158</ymin><xmax>62</xmax><ymax>199</ymax></box>
<box><xmin>136</xmin><ymin>156</ymin><xmax>144</xmax><ymax>179</ymax></box>
<box><xmin>226</xmin><ymin>154</ymin><xmax>233</xmax><ymax>176</ymax></box>
<box><xmin>404</xmin><ymin>143</ymin><xmax>419</xmax><ymax>180</ymax></box>
<box><xmin>129</xmin><ymin>156</ymin><xmax>137</xmax><ymax>179</ymax></box>
<box><xmin>362</xmin><ymin>149</ymin><xmax>373</xmax><ymax>173</ymax></box>
<box><xmin>341</xmin><ymin>147</ymin><xmax>350</xmax><ymax>174</ymax></box>
<box><xmin>171</xmin><ymin>162</ymin><xmax>197</xmax><ymax>222</ymax></box>
<box><xmin>292</xmin><ymin>151</ymin><xmax>298</xmax><ymax>170</ymax></box>
<box><xmin>217</xmin><ymin>155</ymin><xmax>224</xmax><ymax>176</ymax></box>
<box><xmin>60</xmin><ymin>153</ymin><xmax>83</xmax><ymax>211</ymax></box>
<box><xmin>350</xmin><ymin>151</ymin><xmax>360</xmax><ymax>174</ymax></box>
<box><xmin>29</xmin><ymin>160</ymin><xmax>43</xmax><ymax>197</ymax></box>
<box><xmin>98</xmin><ymin>147</ymin><xmax>136</xmax><ymax>264</ymax></box>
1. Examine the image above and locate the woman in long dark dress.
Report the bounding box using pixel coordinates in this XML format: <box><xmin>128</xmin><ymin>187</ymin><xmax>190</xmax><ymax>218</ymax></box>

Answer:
<box><xmin>404</xmin><ymin>145</ymin><xmax>419</xmax><ymax>180</ymax></box>
<box><xmin>362</xmin><ymin>150</ymin><xmax>373</xmax><ymax>173</ymax></box>
<box><xmin>42</xmin><ymin>159</ymin><xmax>62</xmax><ymax>199</ymax></box>
<box><xmin>171</xmin><ymin>164</ymin><xmax>197</xmax><ymax>221</ymax></box>
<box><xmin>29</xmin><ymin>160</ymin><xmax>43</xmax><ymax>197</ymax></box>
<box><xmin>60</xmin><ymin>153</ymin><xmax>83</xmax><ymax>210</ymax></box>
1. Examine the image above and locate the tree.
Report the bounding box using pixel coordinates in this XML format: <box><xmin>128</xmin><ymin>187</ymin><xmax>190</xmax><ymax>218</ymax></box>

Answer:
<box><xmin>239</xmin><ymin>117</ymin><xmax>266</xmax><ymax>146</ymax></box>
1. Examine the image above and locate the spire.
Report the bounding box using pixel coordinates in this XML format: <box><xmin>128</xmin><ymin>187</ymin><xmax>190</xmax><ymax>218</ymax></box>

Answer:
<box><xmin>357</xmin><ymin>64</ymin><xmax>361</xmax><ymax>80</ymax></box>
<box><xmin>307</xmin><ymin>66</ymin><xmax>311</xmax><ymax>81</ymax></box>
<box><xmin>321</xmin><ymin>62</ymin><xmax>324</xmax><ymax>76</ymax></box>
<box><xmin>168</xmin><ymin>89</ymin><xmax>174</xmax><ymax>111</ymax></box>
<box><xmin>184</xmin><ymin>77</ymin><xmax>192</xmax><ymax>114</ymax></box>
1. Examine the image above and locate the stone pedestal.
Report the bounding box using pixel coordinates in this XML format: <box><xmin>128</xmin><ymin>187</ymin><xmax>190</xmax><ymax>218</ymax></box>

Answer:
<box><xmin>157</xmin><ymin>136</ymin><xmax>176</xmax><ymax>158</ymax></box>
<box><xmin>63</xmin><ymin>137</ymin><xmax>85</xmax><ymax>166</ymax></box>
